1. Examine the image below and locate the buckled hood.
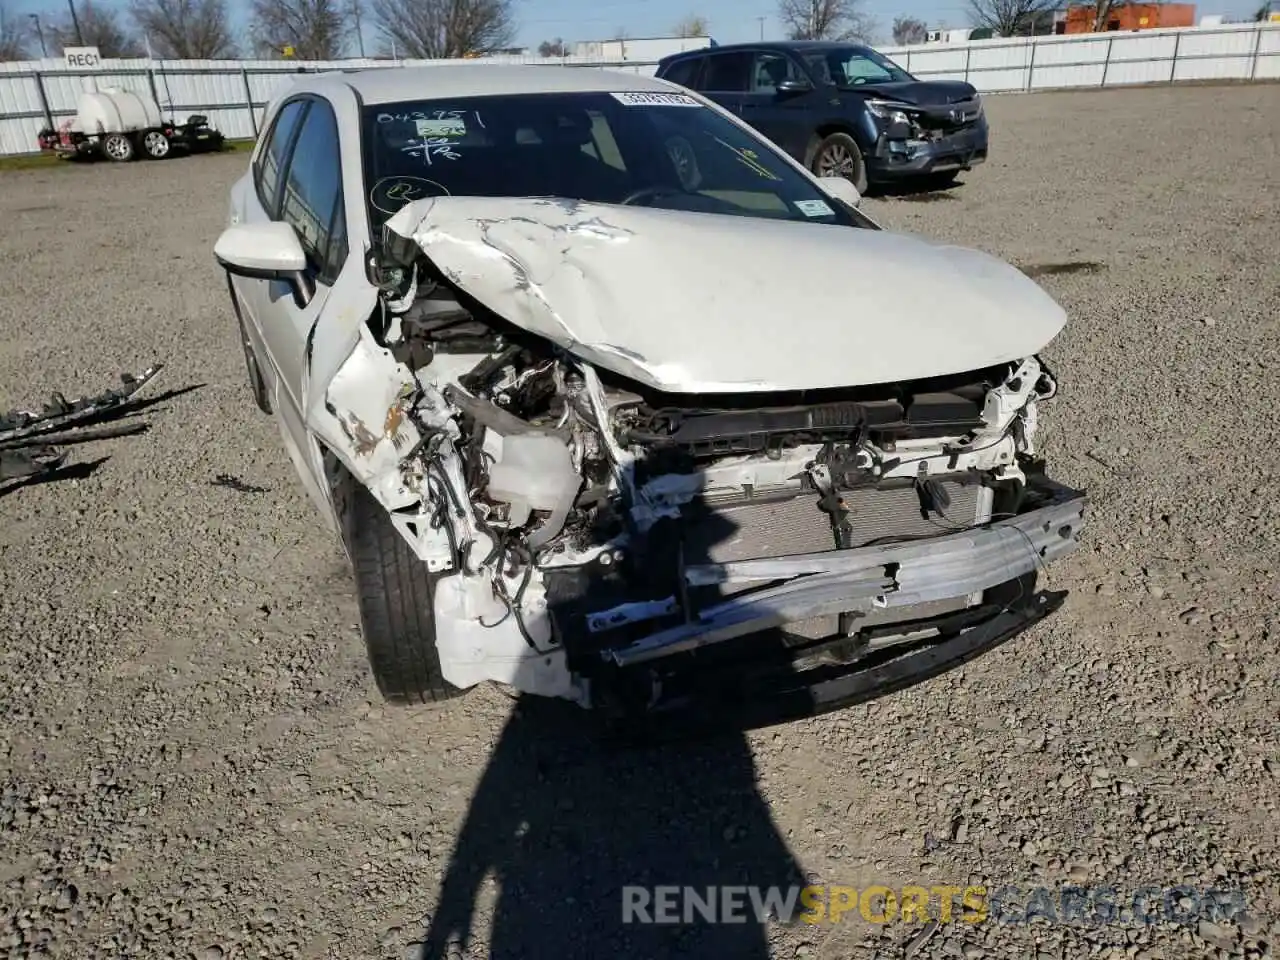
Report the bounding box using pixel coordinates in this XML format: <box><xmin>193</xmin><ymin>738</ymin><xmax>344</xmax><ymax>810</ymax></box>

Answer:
<box><xmin>385</xmin><ymin>196</ymin><xmax>1066</xmax><ymax>393</ymax></box>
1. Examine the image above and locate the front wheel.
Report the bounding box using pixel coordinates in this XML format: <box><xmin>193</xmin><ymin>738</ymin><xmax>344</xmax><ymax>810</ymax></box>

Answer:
<box><xmin>335</xmin><ymin>471</ymin><xmax>465</xmax><ymax>706</ymax></box>
<box><xmin>811</xmin><ymin>132</ymin><xmax>868</xmax><ymax>195</ymax></box>
<box><xmin>101</xmin><ymin>132</ymin><xmax>134</xmax><ymax>162</ymax></box>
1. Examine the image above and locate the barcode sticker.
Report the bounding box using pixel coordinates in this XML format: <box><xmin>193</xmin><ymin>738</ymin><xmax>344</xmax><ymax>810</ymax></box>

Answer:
<box><xmin>610</xmin><ymin>91</ymin><xmax>701</xmax><ymax>107</ymax></box>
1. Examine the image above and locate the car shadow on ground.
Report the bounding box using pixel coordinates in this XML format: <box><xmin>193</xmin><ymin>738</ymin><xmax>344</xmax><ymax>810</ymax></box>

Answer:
<box><xmin>414</xmin><ymin>695</ymin><xmax>808</xmax><ymax>960</ymax></box>
<box><xmin>867</xmin><ymin>176</ymin><xmax>966</xmax><ymax>202</ymax></box>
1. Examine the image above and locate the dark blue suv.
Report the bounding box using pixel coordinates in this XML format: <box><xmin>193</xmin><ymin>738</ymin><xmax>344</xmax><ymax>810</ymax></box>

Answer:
<box><xmin>655</xmin><ymin>41</ymin><xmax>988</xmax><ymax>193</ymax></box>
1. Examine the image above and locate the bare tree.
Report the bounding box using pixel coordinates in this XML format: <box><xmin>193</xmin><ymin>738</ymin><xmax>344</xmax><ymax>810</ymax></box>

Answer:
<box><xmin>130</xmin><ymin>0</ymin><xmax>235</xmax><ymax>57</ymax></box>
<box><xmin>0</xmin><ymin>1</ymin><xmax>30</xmax><ymax>60</ymax></box>
<box><xmin>48</xmin><ymin>0</ymin><xmax>143</xmax><ymax>56</ymax></box>
<box><xmin>891</xmin><ymin>14</ymin><xmax>927</xmax><ymax>43</ymax></box>
<box><xmin>251</xmin><ymin>0</ymin><xmax>348</xmax><ymax>57</ymax></box>
<box><xmin>537</xmin><ymin>36</ymin><xmax>566</xmax><ymax>56</ymax></box>
<box><xmin>370</xmin><ymin>0</ymin><xmax>513</xmax><ymax>59</ymax></box>
<box><xmin>778</xmin><ymin>0</ymin><xmax>871</xmax><ymax>41</ymax></box>
<box><xmin>968</xmin><ymin>0</ymin><xmax>1055</xmax><ymax>35</ymax></box>
<box><xmin>673</xmin><ymin>13</ymin><xmax>709</xmax><ymax>36</ymax></box>
<box><xmin>350</xmin><ymin>0</ymin><xmax>365</xmax><ymax>55</ymax></box>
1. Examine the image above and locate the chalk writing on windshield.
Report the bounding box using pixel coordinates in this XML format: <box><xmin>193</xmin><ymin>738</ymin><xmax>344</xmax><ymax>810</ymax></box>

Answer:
<box><xmin>378</xmin><ymin>109</ymin><xmax>473</xmax><ymax>165</ymax></box>
<box><xmin>401</xmin><ymin>138</ymin><xmax>463</xmax><ymax>164</ymax></box>
<box><xmin>369</xmin><ymin>176</ymin><xmax>449</xmax><ymax>216</ymax></box>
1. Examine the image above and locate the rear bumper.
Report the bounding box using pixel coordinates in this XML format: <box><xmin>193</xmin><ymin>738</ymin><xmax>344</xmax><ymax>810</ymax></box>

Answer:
<box><xmin>868</xmin><ymin>119</ymin><xmax>990</xmax><ymax>180</ymax></box>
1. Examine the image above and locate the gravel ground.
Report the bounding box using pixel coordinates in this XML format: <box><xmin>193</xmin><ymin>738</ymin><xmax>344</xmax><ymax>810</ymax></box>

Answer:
<box><xmin>1</xmin><ymin>82</ymin><xmax>1278</xmax><ymax>960</ymax></box>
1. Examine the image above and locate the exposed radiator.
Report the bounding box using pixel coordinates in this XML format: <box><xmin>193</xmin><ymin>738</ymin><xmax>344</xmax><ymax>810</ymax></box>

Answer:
<box><xmin>687</xmin><ymin>477</ymin><xmax>986</xmax><ymax>565</ymax></box>
<box><xmin>683</xmin><ymin>477</ymin><xmax>991</xmax><ymax>641</ymax></box>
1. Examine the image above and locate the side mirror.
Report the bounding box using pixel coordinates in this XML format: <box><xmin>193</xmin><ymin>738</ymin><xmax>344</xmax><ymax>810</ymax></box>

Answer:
<box><xmin>214</xmin><ymin>221</ymin><xmax>314</xmax><ymax>309</ymax></box>
<box><xmin>817</xmin><ymin>175</ymin><xmax>861</xmax><ymax>208</ymax></box>
<box><xmin>776</xmin><ymin>79</ymin><xmax>813</xmax><ymax>95</ymax></box>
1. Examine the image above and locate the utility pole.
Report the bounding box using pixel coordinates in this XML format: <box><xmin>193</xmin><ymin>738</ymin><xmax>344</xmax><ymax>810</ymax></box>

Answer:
<box><xmin>29</xmin><ymin>14</ymin><xmax>49</xmax><ymax>57</ymax></box>
<box><xmin>67</xmin><ymin>0</ymin><xmax>84</xmax><ymax>46</ymax></box>
<box><xmin>756</xmin><ymin>15</ymin><xmax>765</xmax><ymax>39</ymax></box>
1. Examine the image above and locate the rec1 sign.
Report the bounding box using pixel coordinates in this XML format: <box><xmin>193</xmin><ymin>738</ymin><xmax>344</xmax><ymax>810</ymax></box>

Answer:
<box><xmin>64</xmin><ymin>46</ymin><xmax>103</xmax><ymax>69</ymax></box>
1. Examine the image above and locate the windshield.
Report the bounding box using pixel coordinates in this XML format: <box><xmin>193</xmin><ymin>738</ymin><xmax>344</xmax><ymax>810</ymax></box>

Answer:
<box><xmin>360</xmin><ymin>91</ymin><xmax>864</xmax><ymax>231</ymax></box>
<box><xmin>804</xmin><ymin>47</ymin><xmax>914</xmax><ymax>87</ymax></box>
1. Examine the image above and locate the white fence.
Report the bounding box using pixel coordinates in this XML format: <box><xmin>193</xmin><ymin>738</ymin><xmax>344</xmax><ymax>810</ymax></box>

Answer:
<box><xmin>1</xmin><ymin>22</ymin><xmax>1276</xmax><ymax>158</ymax></box>
<box><xmin>891</xmin><ymin>21</ymin><xmax>1280</xmax><ymax>91</ymax></box>
<box><xmin>0</xmin><ymin>53</ymin><xmax>658</xmax><ymax>157</ymax></box>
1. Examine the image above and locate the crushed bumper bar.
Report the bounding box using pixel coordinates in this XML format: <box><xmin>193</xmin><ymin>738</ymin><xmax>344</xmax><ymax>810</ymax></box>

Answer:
<box><xmin>606</xmin><ymin>587</ymin><xmax>1067</xmax><ymax>739</ymax></box>
<box><xmin>603</xmin><ymin>480</ymin><xmax>1085</xmax><ymax>668</ymax></box>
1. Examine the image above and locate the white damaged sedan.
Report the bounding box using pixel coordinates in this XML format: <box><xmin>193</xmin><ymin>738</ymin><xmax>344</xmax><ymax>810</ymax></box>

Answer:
<box><xmin>215</xmin><ymin>65</ymin><xmax>1085</xmax><ymax>727</ymax></box>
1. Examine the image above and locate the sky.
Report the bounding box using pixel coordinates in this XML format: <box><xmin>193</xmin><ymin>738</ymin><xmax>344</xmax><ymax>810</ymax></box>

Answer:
<box><xmin>508</xmin><ymin>0</ymin><xmax>972</xmax><ymax>47</ymax></box>
<box><xmin>503</xmin><ymin>0</ymin><xmax>1264</xmax><ymax>47</ymax></box>
<box><xmin>10</xmin><ymin>0</ymin><xmax>1265</xmax><ymax>53</ymax></box>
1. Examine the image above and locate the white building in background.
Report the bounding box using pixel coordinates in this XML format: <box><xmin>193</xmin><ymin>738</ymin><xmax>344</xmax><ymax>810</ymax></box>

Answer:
<box><xmin>924</xmin><ymin>28</ymin><xmax>976</xmax><ymax>43</ymax></box>
<box><xmin>570</xmin><ymin>36</ymin><xmax>715</xmax><ymax>61</ymax></box>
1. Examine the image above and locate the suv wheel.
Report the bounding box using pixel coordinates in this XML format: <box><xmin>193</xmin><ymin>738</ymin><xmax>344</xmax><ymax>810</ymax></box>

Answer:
<box><xmin>812</xmin><ymin>132</ymin><xmax>868</xmax><ymax>195</ymax></box>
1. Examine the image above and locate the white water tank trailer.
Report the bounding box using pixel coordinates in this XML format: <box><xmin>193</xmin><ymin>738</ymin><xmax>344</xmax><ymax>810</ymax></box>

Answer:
<box><xmin>37</xmin><ymin>88</ymin><xmax>226</xmax><ymax>162</ymax></box>
<box><xmin>75</xmin><ymin>90</ymin><xmax>164</xmax><ymax>137</ymax></box>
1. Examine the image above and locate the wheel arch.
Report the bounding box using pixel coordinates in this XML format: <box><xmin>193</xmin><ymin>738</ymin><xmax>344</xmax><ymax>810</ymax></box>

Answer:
<box><xmin>804</xmin><ymin>121</ymin><xmax>865</xmax><ymax>169</ymax></box>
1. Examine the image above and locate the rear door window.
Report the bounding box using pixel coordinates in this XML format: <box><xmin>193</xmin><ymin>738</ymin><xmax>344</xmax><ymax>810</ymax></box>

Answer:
<box><xmin>662</xmin><ymin>56</ymin><xmax>704</xmax><ymax>89</ymax></box>
<box><xmin>751</xmin><ymin>52</ymin><xmax>807</xmax><ymax>93</ymax></box>
<box><xmin>700</xmin><ymin>52</ymin><xmax>753</xmax><ymax>92</ymax></box>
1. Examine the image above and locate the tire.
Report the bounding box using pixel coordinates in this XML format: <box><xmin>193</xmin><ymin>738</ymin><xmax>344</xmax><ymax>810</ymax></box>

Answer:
<box><xmin>141</xmin><ymin>129</ymin><xmax>171</xmax><ymax>159</ymax></box>
<box><xmin>336</xmin><ymin>472</ymin><xmax>465</xmax><ymax>705</ymax></box>
<box><xmin>811</xmin><ymin>132</ymin><xmax>868</xmax><ymax>195</ymax></box>
<box><xmin>101</xmin><ymin>132</ymin><xmax>134</xmax><ymax>162</ymax></box>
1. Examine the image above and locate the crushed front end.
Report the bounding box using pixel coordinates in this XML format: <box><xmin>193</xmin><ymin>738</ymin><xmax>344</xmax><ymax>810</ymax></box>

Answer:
<box><xmin>316</xmin><ymin>228</ymin><xmax>1086</xmax><ymax>725</ymax></box>
<box><xmin>866</xmin><ymin>95</ymin><xmax>989</xmax><ymax>179</ymax></box>
<box><xmin>543</xmin><ymin>357</ymin><xmax>1082</xmax><ymax>724</ymax></box>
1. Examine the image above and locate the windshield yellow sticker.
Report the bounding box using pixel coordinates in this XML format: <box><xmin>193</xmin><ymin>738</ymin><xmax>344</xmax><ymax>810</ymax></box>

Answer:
<box><xmin>611</xmin><ymin>91</ymin><xmax>701</xmax><ymax>107</ymax></box>
<box><xmin>795</xmin><ymin>198</ymin><xmax>835</xmax><ymax>217</ymax></box>
<box><xmin>415</xmin><ymin>117</ymin><xmax>466</xmax><ymax>138</ymax></box>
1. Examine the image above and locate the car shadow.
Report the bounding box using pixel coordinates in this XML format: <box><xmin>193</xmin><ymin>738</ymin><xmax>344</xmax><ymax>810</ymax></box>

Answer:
<box><xmin>414</xmin><ymin>695</ymin><xmax>809</xmax><ymax>960</ymax></box>
<box><xmin>867</xmin><ymin>176</ymin><xmax>965</xmax><ymax>201</ymax></box>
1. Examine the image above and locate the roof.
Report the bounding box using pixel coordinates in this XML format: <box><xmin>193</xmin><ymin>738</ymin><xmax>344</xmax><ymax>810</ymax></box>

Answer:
<box><xmin>321</xmin><ymin>64</ymin><xmax>680</xmax><ymax>105</ymax></box>
<box><xmin>660</xmin><ymin>40</ymin><xmax>874</xmax><ymax>61</ymax></box>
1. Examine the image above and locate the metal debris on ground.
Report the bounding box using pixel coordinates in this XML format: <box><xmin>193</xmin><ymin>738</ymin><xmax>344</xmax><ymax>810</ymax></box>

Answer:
<box><xmin>0</xmin><ymin>363</ymin><xmax>163</xmax><ymax>488</ymax></box>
